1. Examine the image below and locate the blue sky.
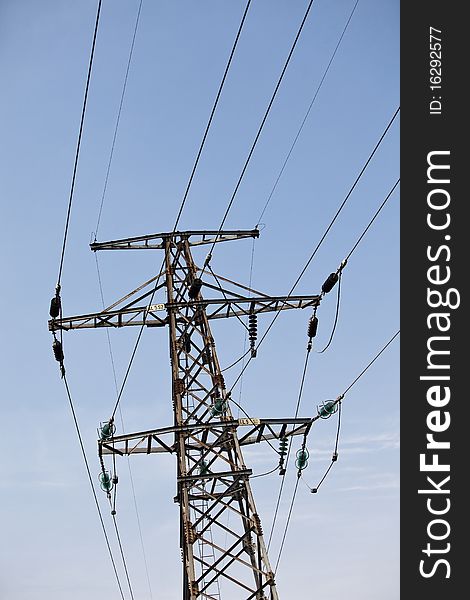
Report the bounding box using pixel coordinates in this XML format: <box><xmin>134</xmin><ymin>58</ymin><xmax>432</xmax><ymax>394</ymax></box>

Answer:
<box><xmin>0</xmin><ymin>1</ymin><xmax>399</xmax><ymax>598</ymax></box>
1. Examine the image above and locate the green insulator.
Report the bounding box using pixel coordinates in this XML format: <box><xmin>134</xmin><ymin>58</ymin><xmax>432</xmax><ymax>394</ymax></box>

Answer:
<box><xmin>211</xmin><ymin>398</ymin><xmax>226</xmax><ymax>416</ymax></box>
<box><xmin>199</xmin><ymin>460</ymin><xmax>210</xmax><ymax>476</ymax></box>
<box><xmin>279</xmin><ymin>438</ymin><xmax>288</xmax><ymax>456</ymax></box>
<box><xmin>295</xmin><ymin>448</ymin><xmax>309</xmax><ymax>470</ymax></box>
<box><xmin>317</xmin><ymin>400</ymin><xmax>338</xmax><ymax>419</ymax></box>
<box><xmin>100</xmin><ymin>421</ymin><xmax>115</xmax><ymax>440</ymax></box>
<box><xmin>99</xmin><ymin>471</ymin><xmax>113</xmax><ymax>492</ymax></box>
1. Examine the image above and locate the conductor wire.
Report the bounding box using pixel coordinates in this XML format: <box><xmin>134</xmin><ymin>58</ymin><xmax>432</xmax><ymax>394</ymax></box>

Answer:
<box><xmin>267</xmin><ymin>345</ymin><xmax>312</xmax><ymax>549</ymax></box>
<box><xmin>62</xmin><ymin>374</ymin><xmax>126</xmax><ymax>599</ymax></box>
<box><xmin>227</xmin><ymin>107</ymin><xmax>400</xmax><ymax>397</ymax></box>
<box><xmin>95</xmin><ymin>0</ymin><xmax>144</xmax><ymax>240</ymax></box>
<box><xmin>257</xmin><ymin>0</ymin><xmax>360</xmax><ymax>226</ymax></box>
<box><xmin>202</xmin><ymin>0</ymin><xmax>317</xmax><ymax>274</ymax></box>
<box><xmin>273</xmin><ymin>331</ymin><xmax>399</xmax><ymax>573</ymax></box>
<box><xmin>57</xmin><ymin>0</ymin><xmax>102</xmax><ymax>287</ymax></box>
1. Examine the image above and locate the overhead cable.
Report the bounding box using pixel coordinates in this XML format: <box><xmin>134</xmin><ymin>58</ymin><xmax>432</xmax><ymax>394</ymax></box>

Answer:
<box><xmin>315</xmin><ymin>177</ymin><xmax>400</xmax><ymax>354</ymax></box>
<box><xmin>99</xmin><ymin>2</ymin><xmax>253</xmax><ymax>420</ymax></box>
<box><xmin>112</xmin><ymin>514</ymin><xmax>136</xmax><ymax>600</ymax></box>
<box><xmin>95</xmin><ymin>0</ymin><xmax>144</xmax><ymax>240</ymax></box>
<box><xmin>273</xmin><ymin>477</ymin><xmax>300</xmax><ymax>573</ymax></box>
<box><xmin>202</xmin><ymin>0</ymin><xmax>317</xmax><ymax>273</ymax></box>
<box><xmin>172</xmin><ymin>0</ymin><xmax>253</xmax><ymax>230</ymax></box>
<box><xmin>95</xmin><ymin>255</ymin><xmax>154</xmax><ymax>599</ymax></box>
<box><xmin>345</xmin><ymin>179</ymin><xmax>400</xmax><ymax>262</ymax></box>
<box><xmin>227</xmin><ymin>107</ymin><xmax>400</xmax><ymax>396</ymax></box>
<box><xmin>257</xmin><ymin>0</ymin><xmax>361</xmax><ymax>226</ymax></box>
<box><xmin>273</xmin><ymin>330</ymin><xmax>399</xmax><ymax>573</ymax></box>
<box><xmin>342</xmin><ymin>330</ymin><xmax>400</xmax><ymax>396</ymax></box>
<box><xmin>267</xmin><ymin>344</ymin><xmax>312</xmax><ymax>549</ymax></box>
<box><xmin>62</xmin><ymin>375</ymin><xmax>126</xmax><ymax>599</ymax></box>
<box><xmin>57</xmin><ymin>0</ymin><xmax>103</xmax><ymax>287</ymax></box>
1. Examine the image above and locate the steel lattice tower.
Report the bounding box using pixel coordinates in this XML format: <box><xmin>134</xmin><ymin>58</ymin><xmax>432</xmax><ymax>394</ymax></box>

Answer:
<box><xmin>50</xmin><ymin>229</ymin><xmax>320</xmax><ymax>599</ymax></box>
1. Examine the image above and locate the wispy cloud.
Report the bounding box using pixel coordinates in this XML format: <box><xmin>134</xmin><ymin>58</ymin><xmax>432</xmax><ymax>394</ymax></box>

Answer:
<box><xmin>341</xmin><ymin>431</ymin><xmax>400</xmax><ymax>449</ymax></box>
<box><xmin>336</xmin><ymin>479</ymin><xmax>399</xmax><ymax>493</ymax></box>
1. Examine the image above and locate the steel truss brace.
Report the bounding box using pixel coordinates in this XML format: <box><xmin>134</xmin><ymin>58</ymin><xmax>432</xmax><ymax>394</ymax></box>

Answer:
<box><xmin>99</xmin><ymin>417</ymin><xmax>313</xmax><ymax>456</ymax></box>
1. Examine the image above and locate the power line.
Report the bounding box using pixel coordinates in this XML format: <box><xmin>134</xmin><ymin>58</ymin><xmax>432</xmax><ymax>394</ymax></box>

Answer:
<box><xmin>173</xmin><ymin>0</ymin><xmax>253</xmax><ymax>230</ymax></box>
<box><xmin>267</xmin><ymin>179</ymin><xmax>400</xmax><ymax>554</ymax></box>
<box><xmin>98</xmin><ymin>2</ymin><xmax>253</xmax><ymax>421</ymax></box>
<box><xmin>51</xmin><ymin>4</ymin><xmax>128</xmax><ymax>591</ymax></box>
<box><xmin>265</xmin><ymin>107</ymin><xmax>400</xmax><ymax>308</ymax></box>
<box><xmin>227</xmin><ymin>106</ymin><xmax>400</xmax><ymax>396</ymax></box>
<box><xmin>273</xmin><ymin>477</ymin><xmax>300</xmax><ymax>573</ymax></box>
<box><xmin>109</xmin><ymin>283</ymin><xmax>160</xmax><ymax>421</ymax></box>
<box><xmin>235</xmin><ymin>235</ymin><xmax>257</xmax><ymax>408</ymax></box>
<box><xmin>202</xmin><ymin>0</ymin><xmax>317</xmax><ymax>273</ymax></box>
<box><xmin>267</xmin><ymin>344</ymin><xmax>312</xmax><ymax>549</ymax></box>
<box><xmin>251</xmin><ymin>465</ymin><xmax>280</xmax><ymax>479</ymax></box>
<box><xmin>112</xmin><ymin>514</ymin><xmax>136</xmax><ymax>600</ymax></box>
<box><xmin>342</xmin><ymin>330</ymin><xmax>400</xmax><ymax>396</ymax></box>
<box><xmin>273</xmin><ymin>330</ymin><xmax>399</xmax><ymax>573</ymax></box>
<box><xmin>257</xmin><ymin>0</ymin><xmax>361</xmax><ymax>226</ymax></box>
<box><xmin>345</xmin><ymin>179</ymin><xmax>400</xmax><ymax>262</ymax></box>
<box><xmin>314</xmin><ymin>177</ymin><xmax>400</xmax><ymax>354</ymax></box>
<box><xmin>227</xmin><ymin>169</ymin><xmax>400</xmax><ymax>556</ymax></box>
<box><xmin>62</xmin><ymin>374</ymin><xmax>126</xmax><ymax>599</ymax></box>
<box><xmin>95</xmin><ymin>255</ymin><xmax>154</xmax><ymax>599</ymax></box>
<box><xmin>95</xmin><ymin>0</ymin><xmax>144</xmax><ymax>240</ymax></box>
<box><xmin>223</xmin><ymin>235</ymin><xmax>257</xmax><ymax>557</ymax></box>
<box><xmin>221</xmin><ymin>348</ymin><xmax>251</xmax><ymax>373</ymax></box>
<box><xmin>57</xmin><ymin>0</ymin><xmax>102</xmax><ymax>287</ymax></box>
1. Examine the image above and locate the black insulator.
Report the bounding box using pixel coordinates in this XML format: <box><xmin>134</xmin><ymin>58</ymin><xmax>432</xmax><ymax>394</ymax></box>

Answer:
<box><xmin>307</xmin><ymin>315</ymin><xmax>318</xmax><ymax>339</ymax></box>
<box><xmin>52</xmin><ymin>339</ymin><xmax>64</xmax><ymax>363</ymax></box>
<box><xmin>181</xmin><ymin>334</ymin><xmax>191</xmax><ymax>353</ymax></box>
<box><xmin>188</xmin><ymin>278</ymin><xmax>202</xmax><ymax>299</ymax></box>
<box><xmin>49</xmin><ymin>296</ymin><xmax>61</xmax><ymax>318</ymax></box>
<box><xmin>248</xmin><ymin>314</ymin><xmax>258</xmax><ymax>341</ymax></box>
<box><xmin>322</xmin><ymin>272</ymin><xmax>339</xmax><ymax>294</ymax></box>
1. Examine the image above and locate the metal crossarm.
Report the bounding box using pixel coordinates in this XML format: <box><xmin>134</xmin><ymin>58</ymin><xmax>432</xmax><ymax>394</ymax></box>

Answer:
<box><xmin>98</xmin><ymin>418</ymin><xmax>313</xmax><ymax>456</ymax></box>
<box><xmin>90</xmin><ymin>229</ymin><xmax>259</xmax><ymax>251</ymax></box>
<box><xmin>49</xmin><ymin>294</ymin><xmax>319</xmax><ymax>332</ymax></box>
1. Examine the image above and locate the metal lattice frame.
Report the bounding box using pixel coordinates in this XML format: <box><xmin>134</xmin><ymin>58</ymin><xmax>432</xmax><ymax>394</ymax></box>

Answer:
<box><xmin>49</xmin><ymin>230</ymin><xmax>321</xmax><ymax>600</ymax></box>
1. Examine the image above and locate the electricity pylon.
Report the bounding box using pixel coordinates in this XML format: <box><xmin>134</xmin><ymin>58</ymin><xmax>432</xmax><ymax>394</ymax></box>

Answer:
<box><xmin>50</xmin><ymin>229</ymin><xmax>320</xmax><ymax>600</ymax></box>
